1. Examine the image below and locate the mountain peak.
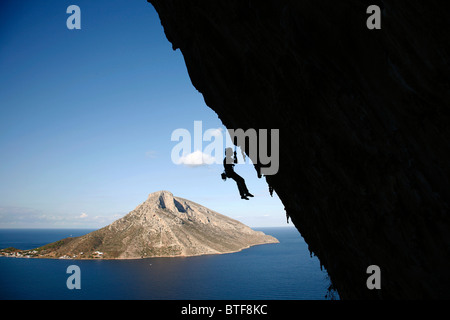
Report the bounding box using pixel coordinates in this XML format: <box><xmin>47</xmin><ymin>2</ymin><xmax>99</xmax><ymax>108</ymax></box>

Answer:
<box><xmin>21</xmin><ymin>191</ymin><xmax>278</xmax><ymax>259</ymax></box>
<box><xmin>148</xmin><ymin>190</ymin><xmax>174</xmax><ymax>198</ymax></box>
<box><xmin>146</xmin><ymin>190</ymin><xmax>182</xmax><ymax>212</ymax></box>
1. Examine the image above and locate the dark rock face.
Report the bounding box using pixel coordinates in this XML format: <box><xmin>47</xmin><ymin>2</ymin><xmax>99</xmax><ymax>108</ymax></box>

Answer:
<box><xmin>148</xmin><ymin>0</ymin><xmax>450</xmax><ymax>299</ymax></box>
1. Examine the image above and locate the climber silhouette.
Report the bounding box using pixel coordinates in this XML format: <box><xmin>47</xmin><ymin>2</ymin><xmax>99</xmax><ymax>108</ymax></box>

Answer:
<box><xmin>223</xmin><ymin>147</ymin><xmax>254</xmax><ymax>200</ymax></box>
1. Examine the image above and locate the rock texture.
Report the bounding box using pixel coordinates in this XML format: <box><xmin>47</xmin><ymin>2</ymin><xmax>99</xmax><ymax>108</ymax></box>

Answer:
<box><xmin>148</xmin><ymin>0</ymin><xmax>450</xmax><ymax>299</ymax></box>
<box><xmin>32</xmin><ymin>191</ymin><xmax>278</xmax><ymax>259</ymax></box>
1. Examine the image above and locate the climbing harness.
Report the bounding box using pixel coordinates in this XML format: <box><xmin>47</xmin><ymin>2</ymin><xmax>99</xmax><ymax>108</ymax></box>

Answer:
<box><xmin>221</xmin><ymin>145</ymin><xmax>238</xmax><ymax>181</ymax></box>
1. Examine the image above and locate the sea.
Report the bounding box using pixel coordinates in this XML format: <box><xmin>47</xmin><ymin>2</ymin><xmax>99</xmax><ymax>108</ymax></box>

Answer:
<box><xmin>0</xmin><ymin>227</ymin><xmax>339</xmax><ymax>300</ymax></box>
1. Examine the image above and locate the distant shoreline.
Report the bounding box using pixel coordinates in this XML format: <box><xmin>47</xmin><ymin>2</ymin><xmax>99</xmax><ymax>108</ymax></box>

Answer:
<box><xmin>0</xmin><ymin>240</ymin><xmax>279</xmax><ymax>261</ymax></box>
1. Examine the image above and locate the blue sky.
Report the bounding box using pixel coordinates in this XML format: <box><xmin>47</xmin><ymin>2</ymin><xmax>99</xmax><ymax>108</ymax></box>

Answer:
<box><xmin>0</xmin><ymin>0</ymin><xmax>286</xmax><ymax>228</ymax></box>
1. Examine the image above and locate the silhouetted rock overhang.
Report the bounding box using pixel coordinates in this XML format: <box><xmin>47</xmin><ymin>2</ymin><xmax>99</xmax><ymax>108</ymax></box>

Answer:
<box><xmin>148</xmin><ymin>0</ymin><xmax>450</xmax><ymax>299</ymax></box>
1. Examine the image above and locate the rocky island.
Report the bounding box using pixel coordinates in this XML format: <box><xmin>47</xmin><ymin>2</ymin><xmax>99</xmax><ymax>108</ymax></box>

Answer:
<box><xmin>0</xmin><ymin>191</ymin><xmax>278</xmax><ymax>259</ymax></box>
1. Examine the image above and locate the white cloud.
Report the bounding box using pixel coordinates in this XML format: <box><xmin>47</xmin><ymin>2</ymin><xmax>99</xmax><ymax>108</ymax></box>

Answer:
<box><xmin>178</xmin><ymin>150</ymin><xmax>216</xmax><ymax>167</ymax></box>
<box><xmin>0</xmin><ymin>206</ymin><xmax>124</xmax><ymax>228</ymax></box>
